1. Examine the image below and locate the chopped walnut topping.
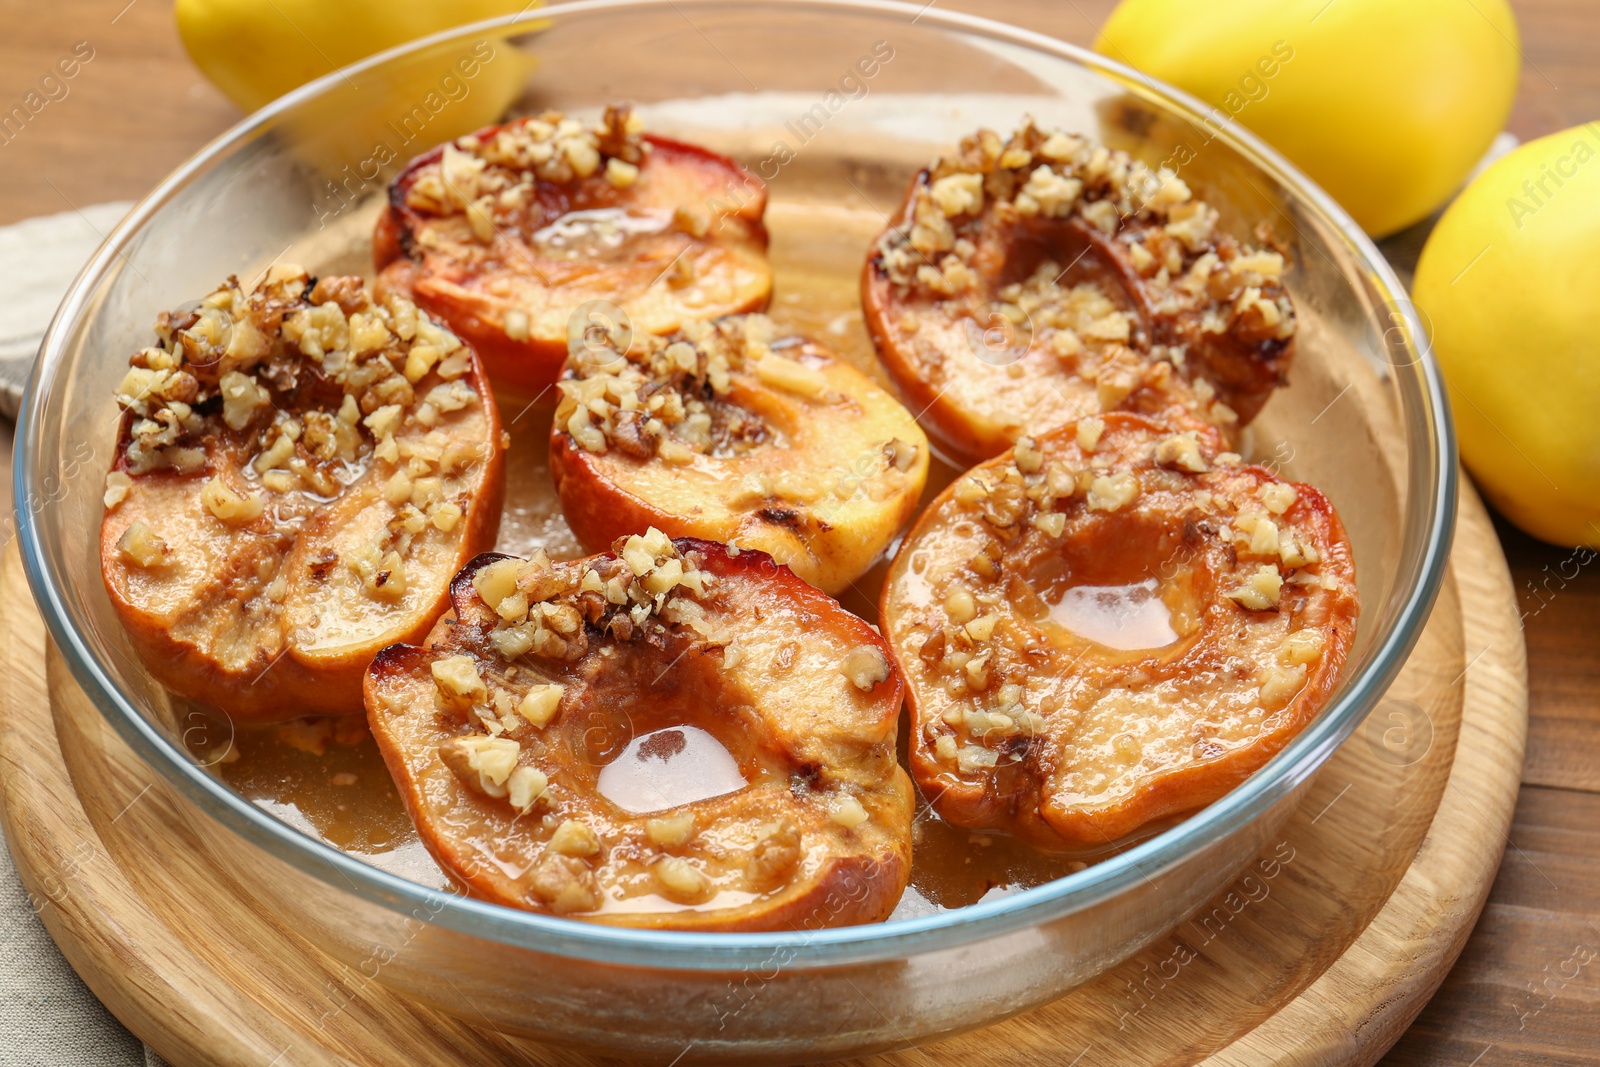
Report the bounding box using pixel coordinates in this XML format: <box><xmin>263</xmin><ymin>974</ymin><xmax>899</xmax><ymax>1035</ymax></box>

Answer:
<box><xmin>841</xmin><ymin>645</ymin><xmax>891</xmax><ymax>691</ymax></box>
<box><xmin>404</xmin><ymin>106</ymin><xmax>647</xmax><ymax>219</ymax></box>
<box><xmin>1026</xmin><ymin>164</ymin><xmax>1089</xmax><ymax>217</ymax></box>
<box><xmin>1260</xmin><ymin>482</ymin><xmax>1298</xmax><ymax>515</ymax></box>
<box><xmin>646</xmin><ymin>813</ymin><xmax>696</xmax><ymax>849</ymax></box>
<box><xmin>116</xmin><ymin>520</ymin><xmax>170</xmax><ymax>568</ymax></box>
<box><xmin>744</xmin><ymin>822</ymin><xmax>801</xmax><ymax>889</ymax></box>
<box><xmin>964</xmin><ymin>614</ymin><xmax>1000</xmax><ymax>642</ymax></box>
<box><xmin>507</xmin><ymin>766</ymin><xmax>550</xmax><ymax>814</ymax></box>
<box><xmin>219</xmin><ymin>371</ymin><xmax>271</xmax><ymax>430</ymax></box>
<box><xmin>1258</xmin><ymin>661</ymin><xmax>1308</xmax><ymax>704</ymax></box>
<box><xmin>604</xmin><ymin>157</ymin><xmax>640</xmax><ymax>188</ymax></box>
<box><xmin>439</xmin><ymin>734</ymin><xmax>520</xmax><ymax>796</ymax></box>
<box><xmin>200</xmin><ymin>477</ymin><xmax>264</xmax><ymax>525</ymax></box>
<box><xmin>929</xmin><ymin>171</ymin><xmax>985</xmax><ymax>217</ymax></box>
<box><xmin>103</xmin><ymin>471</ymin><xmax>133</xmax><ymax>510</ymax></box>
<box><xmin>1154</xmin><ymin>432</ymin><xmax>1209</xmax><ymax>473</ymax></box>
<box><xmin>884</xmin><ymin>437</ymin><xmax>920</xmax><ymax>472</ymax></box>
<box><xmin>1077</xmin><ymin>417</ymin><xmax>1105</xmax><ymax>453</ymax></box>
<box><xmin>871</xmin><ymin>119</ymin><xmax>1297</xmax><ymax>409</ymax></box>
<box><xmin>432</xmin><ymin>654</ymin><xmax>488</xmax><ymax>704</ymax></box>
<box><xmin>1087</xmin><ymin>472</ymin><xmax>1140</xmax><ymax>512</ymax></box>
<box><xmin>754</xmin><ymin>351</ymin><xmax>830</xmax><ymax>398</ymax></box>
<box><xmin>828</xmin><ymin>793</ymin><xmax>870</xmax><ymax>829</ymax></box>
<box><xmin>1279</xmin><ymin>528</ymin><xmax>1319</xmax><ymax>568</ymax></box>
<box><xmin>472</xmin><ymin>529</ymin><xmax>718</xmax><ymax>666</ymax></box>
<box><xmin>555</xmin><ymin>315</ymin><xmax>783</xmax><ymax>464</ymax></box>
<box><xmin>531</xmin><ymin>853</ymin><xmax>601</xmax><ymax>914</ymax></box>
<box><xmin>472</xmin><ymin>557</ymin><xmax>521</xmax><ymax>608</ymax></box>
<box><xmin>878</xmin><ymin>119</ymin><xmax>1289</xmax><ymax>324</ymax></box>
<box><xmin>440</xmin><ymin>724</ymin><xmax>549</xmax><ymax>815</ymax></box>
<box><xmin>1227</xmin><ymin>563</ymin><xmax>1285</xmax><ymax>611</ymax></box>
<box><xmin>1279</xmin><ymin>629</ymin><xmax>1325</xmax><ymax>666</ymax></box>
<box><xmin>652</xmin><ymin>855</ymin><xmax>712</xmax><ymax>902</ymax></box>
<box><xmin>944</xmin><ymin>586</ymin><xmax>977</xmax><ymax>625</ymax></box>
<box><xmin>1031</xmin><ymin>511</ymin><xmax>1067</xmax><ymax>538</ymax></box>
<box><xmin>956</xmin><ymin>744</ymin><xmax>1000</xmax><ymax>773</ymax></box>
<box><xmin>516</xmin><ymin>683</ymin><xmax>564</xmax><ymax>728</ymax></box>
<box><xmin>1245</xmin><ymin>512</ymin><xmax>1280</xmax><ymax>556</ymax></box>
<box><xmin>548</xmin><ymin>819</ymin><xmax>602</xmax><ymax>858</ymax></box>
<box><xmin>108</xmin><ymin>267</ymin><xmax>488</xmax><ymax>599</ymax></box>
<box><xmin>1014</xmin><ymin>436</ymin><xmax>1044</xmax><ymax>474</ymax></box>
<box><xmin>350</xmin><ymin>545</ymin><xmax>408</xmax><ymax>599</ymax></box>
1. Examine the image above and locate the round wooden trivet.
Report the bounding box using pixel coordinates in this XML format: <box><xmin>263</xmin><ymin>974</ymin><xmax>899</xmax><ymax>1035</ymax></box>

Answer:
<box><xmin>0</xmin><ymin>481</ymin><xmax>1527</xmax><ymax>1066</ymax></box>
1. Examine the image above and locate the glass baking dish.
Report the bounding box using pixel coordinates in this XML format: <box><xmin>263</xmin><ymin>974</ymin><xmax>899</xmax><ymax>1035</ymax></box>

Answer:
<box><xmin>13</xmin><ymin>1</ymin><xmax>1454</xmax><ymax>1060</ymax></box>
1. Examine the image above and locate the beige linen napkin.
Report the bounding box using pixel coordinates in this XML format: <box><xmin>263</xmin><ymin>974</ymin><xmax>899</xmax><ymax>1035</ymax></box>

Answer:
<box><xmin>0</xmin><ymin>199</ymin><xmax>166</xmax><ymax>1066</ymax></box>
<box><xmin>0</xmin><ymin>201</ymin><xmax>132</xmax><ymax>419</ymax></box>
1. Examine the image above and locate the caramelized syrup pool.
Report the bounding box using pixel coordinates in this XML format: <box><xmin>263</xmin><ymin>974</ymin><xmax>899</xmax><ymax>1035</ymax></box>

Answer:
<box><xmin>530</xmin><ymin>206</ymin><xmax>672</xmax><ymax>259</ymax></box>
<box><xmin>1047</xmin><ymin>578</ymin><xmax>1180</xmax><ymax>652</ymax></box>
<box><xmin>597</xmin><ymin>726</ymin><xmax>747</xmax><ymax>814</ymax></box>
<box><xmin>187</xmin><ymin>200</ymin><xmax>1146</xmax><ymax>918</ymax></box>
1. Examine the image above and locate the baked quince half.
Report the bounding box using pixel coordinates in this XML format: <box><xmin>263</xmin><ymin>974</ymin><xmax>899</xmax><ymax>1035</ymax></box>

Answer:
<box><xmin>880</xmin><ymin>414</ymin><xmax>1357</xmax><ymax>848</ymax></box>
<box><xmin>862</xmin><ymin>119</ymin><xmax>1297</xmax><ymax>466</ymax></box>
<box><xmin>100</xmin><ymin>267</ymin><xmax>505</xmax><ymax>721</ymax></box>
<box><xmin>375</xmin><ymin>106</ymin><xmax>773</xmax><ymax>393</ymax></box>
<box><xmin>364</xmin><ymin>530</ymin><xmax>913</xmax><ymax>929</ymax></box>
<box><xmin>548</xmin><ymin>314</ymin><xmax>929</xmax><ymax>596</ymax></box>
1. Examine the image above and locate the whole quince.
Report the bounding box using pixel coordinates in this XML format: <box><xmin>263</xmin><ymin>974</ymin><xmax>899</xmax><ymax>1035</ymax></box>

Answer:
<box><xmin>1414</xmin><ymin>125</ymin><xmax>1600</xmax><ymax>548</ymax></box>
<box><xmin>1096</xmin><ymin>0</ymin><xmax>1520</xmax><ymax>237</ymax></box>
<box><xmin>176</xmin><ymin>0</ymin><xmax>535</xmax><ymax>112</ymax></box>
<box><xmin>175</xmin><ymin>0</ymin><xmax>539</xmax><ymax>188</ymax></box>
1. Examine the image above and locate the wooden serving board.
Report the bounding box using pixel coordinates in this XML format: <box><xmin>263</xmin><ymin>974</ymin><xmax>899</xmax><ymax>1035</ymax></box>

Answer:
<box><xmin>0</xmin><ymin>477</ymin><xmax>1527</xmax><ymax>1067</ymax></box>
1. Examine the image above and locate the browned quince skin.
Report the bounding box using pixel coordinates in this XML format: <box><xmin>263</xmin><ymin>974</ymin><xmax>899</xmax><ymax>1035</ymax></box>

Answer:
<box><xmin>100</xmin><ymin>267</ymin><xmax>505</xmax><ymax>721</ymax></box>
<box><xmin>364</xmin><ymin>530</ymin><xmax>913</xmax><ymax>929</ymax></box>
<box><xmin>375</xmin><ymin>106</ymin><xmax>773</xmax><ymax>394</ymax></box>
<box><xmin>880</xmin><ymin>414</ymin><xmax>1357</xmax><ymax>848</ymax></box>
<box><xmin>549</xmin><ymin>314</ymin><xmax>929</xmax><ymax>595</ymax></box>
<box><xmin>862</xmin><ymin>120</ymin><xmax>1296</xmax><ymax>466</ymax></box>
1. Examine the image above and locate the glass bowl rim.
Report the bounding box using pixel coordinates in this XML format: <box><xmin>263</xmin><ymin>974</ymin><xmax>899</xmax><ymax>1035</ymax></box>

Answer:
<box><xmin>14</xmin><ymin>0</ymin><xmax>1457</xmax><ymax>970</ymax></box>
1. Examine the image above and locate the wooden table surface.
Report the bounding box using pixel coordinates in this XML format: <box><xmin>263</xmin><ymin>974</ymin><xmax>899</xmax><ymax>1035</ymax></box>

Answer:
<box><xmin>1</xmin><ymin>1</ymin><xmax>1596</xmax><ymax>1064</ymax></box>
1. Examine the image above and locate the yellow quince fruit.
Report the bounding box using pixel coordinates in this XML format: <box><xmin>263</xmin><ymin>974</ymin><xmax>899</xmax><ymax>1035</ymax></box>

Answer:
<box><xmin>174</xmin><ymin>0</ymin><xmax>540</xmax><ymax>194</ymax></box>
<box><xmin>1096</xmin><ymin>0</ymin><xmax>1520</xmax><ymax>237</ymax></box>
<box><xmin>175</xmin><ymin>0</ymin><xmax>537</xmax><ymax>113</ymax></box>
<box><xmin>1414</xmin><ymin>125</ymin><xmax>1600</xmax><ymax>548</ymax></box>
